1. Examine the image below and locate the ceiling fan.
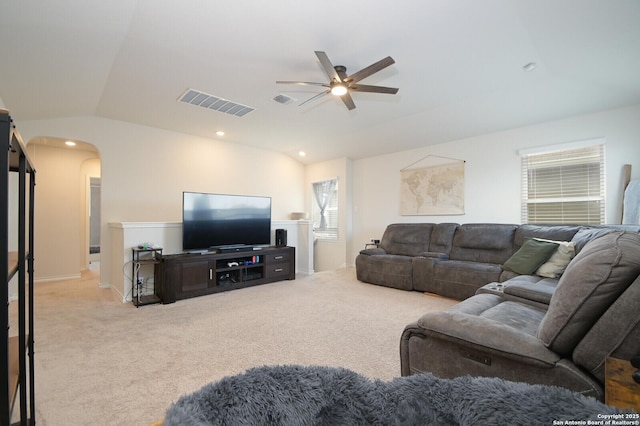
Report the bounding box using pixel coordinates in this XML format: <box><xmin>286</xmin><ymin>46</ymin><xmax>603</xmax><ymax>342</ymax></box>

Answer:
<box><xmin>276</xmin><ymin>51</ymin><xmax>398</xmax><ymax>110</ymax></box>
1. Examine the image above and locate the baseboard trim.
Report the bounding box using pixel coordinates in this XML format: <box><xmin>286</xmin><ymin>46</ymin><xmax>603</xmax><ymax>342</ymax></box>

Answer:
<box><xmin>35</xmin><ymin>273</ymin><xmax>82</xmax><ymax>283</ymax></box>
<box><xmin>109</xmin><ymin>285</ymin><xmax>128</xmax><ymax>303</ymax></box>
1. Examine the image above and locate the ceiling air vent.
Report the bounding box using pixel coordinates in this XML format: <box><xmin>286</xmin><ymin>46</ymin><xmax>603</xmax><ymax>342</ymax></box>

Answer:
<box><xmin>178</xmin><ymin>89</ymin><xmax>255</xmax><ymax>117</ymax></box>
<box><xmin>273</xmin><ymin>94</ymin><xmax>295</xmax><ymax>105</ymax></box>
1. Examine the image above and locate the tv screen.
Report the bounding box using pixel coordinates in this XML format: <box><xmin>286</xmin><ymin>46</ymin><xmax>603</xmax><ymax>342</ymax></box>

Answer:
<box><xmin>182</xmin><ymin>192</ymin><xmax>272</xmax><ymax>251</ymax></box>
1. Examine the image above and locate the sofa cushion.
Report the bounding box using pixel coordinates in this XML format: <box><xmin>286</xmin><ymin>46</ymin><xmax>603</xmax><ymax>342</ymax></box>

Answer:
<box><xmin>570</xmin><ymin>228</ymin><xmax>616</xmax><ymax>254</ymax></box>
<box><xmin>380</xmin><ymin>223</ymin><xmax>435</xmax><ymax>257</ymax></box>
<box><xmin>535</xmin><ymin>239</ymin><xmax>576</xmax><ymax>278</ymax></box>
<box><xmin>429</xmin><ymin>223</ymin><xmax>458</xmax><ymax>253</ymax></box>
<box><xmin>537</xmin><ymin>231</ymin><xmax>640</xmax><ymax>355</ymax></box>
<box><xmin>501</xmin><ymin>239</ymin><xmax>559</xmax><ymax>275</ymax></box>
<box><xmin>355</xmin><ymin>254</ymin><xmax>414</xmax><ymax>290</ymax></box>
<box><xmin>454</xmin><ymin>224</ymin><xmax>515</xmax><ymax>250</ymax></box>
<box><xmin>416</xmin><ymin>294</ymin><xmax>554</xmax><ymax>362</ymax></box>
<box><xmin>514</xmin><ymin>225</ymin><xmax>581</xmax><ymax>249</ymax></box>
<box><xmin>431</xmin><ymin>260</ymin><xmax>504</xmax><ymax>300</ymax></box>
<box><xmin>449</xmin><ymin>224</ymin><xmax>518</xmax><ymax>264</ymax></box>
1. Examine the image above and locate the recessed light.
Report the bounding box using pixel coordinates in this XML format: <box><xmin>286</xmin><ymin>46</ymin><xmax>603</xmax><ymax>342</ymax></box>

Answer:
<box><xmin>216</xmin><ymin>131</ymin><xmax>225</xmax><ymax>136</ymax></box>
<box><xmin>523</xmin><ymin>62</ymin><xmax>537</xmax><ymax>72</ymax></box>
<box><xmin>65</xmin><ymin>141</ymin><xmax>76</xmax><ymax>147</ymax></box>
<box><xmin>298</xmin><ymin>151</ymin><xmax>306</xmax><ymax>157</ymax></box>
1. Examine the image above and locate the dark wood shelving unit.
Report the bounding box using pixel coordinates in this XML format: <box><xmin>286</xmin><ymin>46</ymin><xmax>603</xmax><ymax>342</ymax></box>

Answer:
<box><xmin>1</xmin><ymin>109</ymin><xmax>36</xmax><ymax>425</ymax></box>
<box><xmin>156</xmin><ymin>246</ymin><xmax>295</xmax><ymax>303</ymax></box>
<box><xmin>131</xmin><ymin>248</ymin><xmax>163</xmax><ymax>307</ymax></box>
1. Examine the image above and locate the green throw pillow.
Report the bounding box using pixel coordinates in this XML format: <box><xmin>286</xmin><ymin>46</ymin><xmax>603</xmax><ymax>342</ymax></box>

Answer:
<box><xmin>502</xmin><ymin>239</ymin><xmax>560</xmax><ymax>275</ymax></box>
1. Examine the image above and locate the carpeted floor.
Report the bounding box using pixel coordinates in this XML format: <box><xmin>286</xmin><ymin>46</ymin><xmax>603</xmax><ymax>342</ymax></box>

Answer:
<box><xmin>28</xmin><ymin>267</ymin><xmax>457</xmax><ymax>425</ymax></box>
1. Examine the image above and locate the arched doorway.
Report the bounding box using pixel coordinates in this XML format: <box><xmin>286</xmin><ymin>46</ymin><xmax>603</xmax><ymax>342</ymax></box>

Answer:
<box><xmin>26</xmin><ymin>137</ymin><xmax>101</xmax><ymax>281</ymax></box>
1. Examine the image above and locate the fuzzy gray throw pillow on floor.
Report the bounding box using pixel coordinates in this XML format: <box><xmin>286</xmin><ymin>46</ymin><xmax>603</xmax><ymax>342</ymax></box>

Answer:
<box><xmin>164</xmin><ymin>365</ymin><xmax>630</xmax><ymax>425</ymax></box>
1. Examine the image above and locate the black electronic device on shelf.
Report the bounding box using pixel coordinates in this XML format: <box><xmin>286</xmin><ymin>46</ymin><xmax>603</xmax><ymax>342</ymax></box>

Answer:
<box><xmin>216</xmin><ymin>245</ymin><xmax>256</xmax><ymax>253</ymax></box>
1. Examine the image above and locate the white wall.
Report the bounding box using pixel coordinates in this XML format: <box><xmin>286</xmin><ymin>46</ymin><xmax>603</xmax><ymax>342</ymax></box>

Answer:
<box><xmin>305</xmin><ymin>157</ymin><xmax>352</xmax><ymax>271</ymax></box>
<box><xmin>18</xmin><ymin>116</ymin><xmax>306</xmax><ymax>287</ymax></box>
<box><xmin>26</xmin><ymin>143</ymin><xmax>100</xmax><ymax>281</ymax></box>
<box><xmin>350</xmin><ymin>104</ymin><xmax>640</xmax><ymax>265</ymax></box>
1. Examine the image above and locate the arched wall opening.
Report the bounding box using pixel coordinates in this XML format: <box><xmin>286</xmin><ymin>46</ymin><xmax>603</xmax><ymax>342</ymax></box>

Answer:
<box><xmin>25</xmin><ymin>137</ymin><xmax>101</xmax><ymax>282</ymax></box>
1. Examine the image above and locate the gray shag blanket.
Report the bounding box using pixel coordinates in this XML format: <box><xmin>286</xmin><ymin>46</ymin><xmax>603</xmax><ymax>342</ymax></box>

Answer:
<box><xmin>164</xmin><ymin>365</ymin><xmax>629</xmax><ymax>425</ymax></box>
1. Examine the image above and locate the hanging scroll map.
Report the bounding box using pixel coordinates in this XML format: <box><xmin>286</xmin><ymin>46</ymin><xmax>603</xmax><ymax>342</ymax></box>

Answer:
<box><xmin>400</xmin><ymin>159</ymin><xmax>465</xmax><ymax>215</ymax></box>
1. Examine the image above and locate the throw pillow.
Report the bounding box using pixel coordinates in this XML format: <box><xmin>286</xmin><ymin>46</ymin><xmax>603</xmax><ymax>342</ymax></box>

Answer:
<box><xmin>534</xmin><ymin>238</ymin><xmax>576</xmax><ymax>278</ymax></box>
<box><xmin>501</xmin><ymin>239</ymin><xmax>559</xmax><ymax>275</ymax></box>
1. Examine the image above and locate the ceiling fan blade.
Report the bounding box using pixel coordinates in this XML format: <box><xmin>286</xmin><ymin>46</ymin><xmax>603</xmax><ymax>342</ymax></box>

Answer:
<box><xmin>276</xmin><ymin>81</ymin><xmax>329</xmax><ymax>87</ymax></box>
<box><xmin>299</xmin><ymin>89</ymin><xmax>330</xmax><ymax>107</ymax></box>
<box><xmin>315</xmin><ymin>51</ymin><xmax>341</xmax><ymax>82</ymax></box>
<box><xmin>345</xmin><ymin>56</ymin><xmax>395</xmax><ymax>83</ymax></box>
<box><xmin>349</xmin><ymin>84</ymin><xmax>399</xmax><ymax>94</ymax></box>
<box><xmin>341</xmin><ymin>92</ymin><xmax>356</xmax><ymax>110</ymax></box>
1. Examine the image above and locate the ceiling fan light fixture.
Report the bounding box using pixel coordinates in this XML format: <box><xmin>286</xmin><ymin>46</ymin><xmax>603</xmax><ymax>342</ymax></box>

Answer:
<box><xmin>331</xmin><ymin>84</ymin><xmax>348</xmax><ymax>96</ymax></box>
<box><xmin>276</xmin><ymin>51</ymin><xmax>398</xmax><ymax>110</ymax></box>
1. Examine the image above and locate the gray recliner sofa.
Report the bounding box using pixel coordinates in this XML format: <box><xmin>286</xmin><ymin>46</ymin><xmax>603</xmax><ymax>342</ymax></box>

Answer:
<box><xmin>400</xmin><ymin>230</ymin><xmax>640</xmax><ymax>400</ymax></box>
<box><xmin>356</xmin><ymin>222</ymin><xmax>637</xmax><ymax>301</ymax></box>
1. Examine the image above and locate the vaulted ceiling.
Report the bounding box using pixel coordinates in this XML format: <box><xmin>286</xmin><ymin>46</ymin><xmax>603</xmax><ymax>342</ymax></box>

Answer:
<box><xmin>1</xmin><ymin>0</ymin><xmax>639</xmax><ymax>164</ymax></box>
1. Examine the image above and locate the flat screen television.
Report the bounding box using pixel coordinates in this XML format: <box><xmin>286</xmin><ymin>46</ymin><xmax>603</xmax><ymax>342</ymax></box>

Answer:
<box><xmin>182</xmin><ymin>192</ymin><xmax>272</xmax><ymax>251</ymax></box>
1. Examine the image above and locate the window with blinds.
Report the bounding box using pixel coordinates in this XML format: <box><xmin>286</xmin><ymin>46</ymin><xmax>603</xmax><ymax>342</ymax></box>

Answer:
<box><xmin>521</xmin><ymin>144</ymin><xmax>605</xmax><ymax>224</ymax></box>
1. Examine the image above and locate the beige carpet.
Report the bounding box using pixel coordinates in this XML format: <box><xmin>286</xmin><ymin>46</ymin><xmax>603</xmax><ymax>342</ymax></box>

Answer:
<box><xmin>30</xmin><ymin>267</ymin><xmax>457</xmax><ymax>425</ymax></box>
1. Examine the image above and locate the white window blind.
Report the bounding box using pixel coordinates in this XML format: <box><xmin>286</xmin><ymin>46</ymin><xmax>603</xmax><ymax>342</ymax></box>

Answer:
<box><xmin>521</xmin><ymin>144</ymin><xmax>605</xmax><ymax>224</ymax></box>
<box><xmin>312</xmin><ymin>178</ymin><xmax>338</xmax><ymax>240</ymax></box>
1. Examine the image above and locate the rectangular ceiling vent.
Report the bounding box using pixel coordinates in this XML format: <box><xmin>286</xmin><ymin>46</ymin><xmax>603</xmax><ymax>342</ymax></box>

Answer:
<box><xmin>178</xmin><ymin>89</ymin><xmax>255</xmax><ymax>117</ymax></box>
<box><xmin>273</xmin><ymin>94</ymin><xmax>296</xmax><ymax>105</ymax></box>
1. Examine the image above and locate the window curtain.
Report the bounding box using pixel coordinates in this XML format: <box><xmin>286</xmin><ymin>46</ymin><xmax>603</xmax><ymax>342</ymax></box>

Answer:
<box><xmin>312</xmin><ymin>179</ymin><xmax>337</xmax><ymax>230</ymax></box>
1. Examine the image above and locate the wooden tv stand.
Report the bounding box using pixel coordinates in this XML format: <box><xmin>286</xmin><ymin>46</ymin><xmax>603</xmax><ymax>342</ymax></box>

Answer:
<box><xmin>155</xmin><ymin>246</ymin><xmax>295</xmax><ymax>303</ymax></box>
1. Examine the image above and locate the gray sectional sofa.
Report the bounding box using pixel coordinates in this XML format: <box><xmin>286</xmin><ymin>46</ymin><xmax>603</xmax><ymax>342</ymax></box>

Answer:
<box><xmin>356</xmin><ymin>222</ymin><xmax>640</xmax><ymax>400</ymax></box>
<box><xmin>356</xmin><ymin>222</ymin><xmax>635</xmax><ymax>300</ymax></box>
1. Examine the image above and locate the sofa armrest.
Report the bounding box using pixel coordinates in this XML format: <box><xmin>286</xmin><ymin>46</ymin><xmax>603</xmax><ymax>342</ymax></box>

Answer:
<box><xmin>419</xmin><ymin>251</ymin><xmax>450</xmax><ymax>260</ymax></box>
<box><xmin>503</xmin><ymin>277</ymin><xmax>558</xmax><ymax>305</ymax></box>
<box><xmin>400</xmin><ymin>313</ymin><xmax>603</xmax><ymax>399</ymax></box>
<box><xmin>358</xmin><ymin>247</ymin><xmax>387</xmax><ymax>255</ymax></box>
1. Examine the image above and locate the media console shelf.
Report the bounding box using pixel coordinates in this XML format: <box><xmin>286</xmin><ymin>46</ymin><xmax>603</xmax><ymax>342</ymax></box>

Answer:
<box><xmin>156</xmin><ymin>246</ymin><xmax>295</xmax><ymax>303</ymax></box>
<box><xmin>131</xmin><ymin>247</ymin><xmax>163</xmax><ymax>307</ymax></box>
